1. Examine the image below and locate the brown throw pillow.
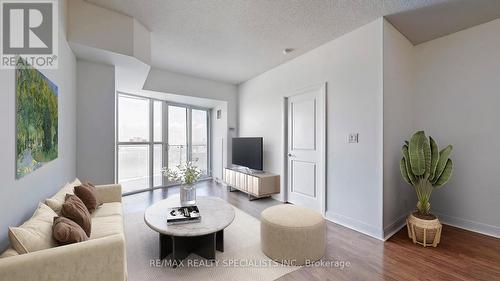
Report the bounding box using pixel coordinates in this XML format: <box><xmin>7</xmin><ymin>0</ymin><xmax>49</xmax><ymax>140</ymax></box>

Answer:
<box><xmin>52</xmin><ymin>217</ymin><xmax>88</xmax><ymax>245</ymax></box>
<box><xmin>74</xmin><ymin>182</ymin><xmax>102</xmax><ymax>213</ymax></box>
<box><xmin>61</xmin><ymin>194</ymin><xmax>91</xmax><ymax>237</ymax></box>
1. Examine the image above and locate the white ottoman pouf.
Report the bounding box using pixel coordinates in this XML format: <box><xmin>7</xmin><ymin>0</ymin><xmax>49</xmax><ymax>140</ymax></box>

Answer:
<box><xmin>260</xmin><ymin>204</ymin><xmax>326</xmax><ymax>265</ymax></box>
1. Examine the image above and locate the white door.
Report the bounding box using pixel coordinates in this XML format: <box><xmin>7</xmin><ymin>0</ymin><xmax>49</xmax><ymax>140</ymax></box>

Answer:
<box><xmin>287</xmin><ymin>84</ymin><xmax>325</xmax><ymax>214</ymax></box>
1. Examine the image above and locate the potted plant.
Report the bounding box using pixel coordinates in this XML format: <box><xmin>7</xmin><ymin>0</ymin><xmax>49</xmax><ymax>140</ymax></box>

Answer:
<box><xmin>400</xmin><ymin>131</ymin><xmax>453</xmax><ymax>247</ymax></box>
<box><xmin>163</xmin><ymin>162</ymin><xmax>203</xmax><ymax>206</ymax></box>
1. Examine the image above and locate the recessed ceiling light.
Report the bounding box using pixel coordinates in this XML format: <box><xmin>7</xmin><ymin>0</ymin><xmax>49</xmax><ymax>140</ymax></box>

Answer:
<box><xmin>283</xmin><ymin>48</ymin><xmax>294</xmax><ymax>55</ymax></box>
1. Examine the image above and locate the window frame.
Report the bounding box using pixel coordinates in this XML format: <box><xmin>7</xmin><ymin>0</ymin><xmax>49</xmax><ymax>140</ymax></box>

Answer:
<box><xmin>116</xmin><ymin>92</ymin><xmax>211</xmax><ymax>196</ymax></box>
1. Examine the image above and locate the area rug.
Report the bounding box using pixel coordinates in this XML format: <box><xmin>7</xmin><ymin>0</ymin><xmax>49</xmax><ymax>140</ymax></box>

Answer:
<box><xmin>124</xmin><ymin>206</ymin><xmax>299</xmax><ymax>281</ymax></box>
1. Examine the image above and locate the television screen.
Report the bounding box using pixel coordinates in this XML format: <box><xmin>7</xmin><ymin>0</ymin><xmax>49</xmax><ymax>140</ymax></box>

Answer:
<box><xmin>232</xmin><ymin>137</ymin><xmax>263</xmax><ymax>170</ymax></box>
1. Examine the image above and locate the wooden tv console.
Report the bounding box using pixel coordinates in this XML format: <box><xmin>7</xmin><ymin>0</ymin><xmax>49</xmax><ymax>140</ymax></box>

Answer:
<box><xmin>223</xmin><ymin>167</ymin><xmax>280</xmax><ymax>200</ymax></box>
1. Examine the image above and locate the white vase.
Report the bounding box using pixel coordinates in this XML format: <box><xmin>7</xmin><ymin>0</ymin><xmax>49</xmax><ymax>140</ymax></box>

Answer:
<box><xmin>180</xmin><ymin>184</ymin><xmax>196</xmax><ymax>206</ymax></box>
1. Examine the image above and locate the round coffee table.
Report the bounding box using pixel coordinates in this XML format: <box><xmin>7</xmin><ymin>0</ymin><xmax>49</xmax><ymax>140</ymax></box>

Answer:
<box><xmin>144</xmin><ymin>196</ymin><xmax>235</xmax><ymax>265</ymax></box>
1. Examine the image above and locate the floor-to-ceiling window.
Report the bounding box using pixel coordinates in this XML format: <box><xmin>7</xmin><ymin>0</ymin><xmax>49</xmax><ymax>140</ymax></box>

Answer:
<box><xmin>117</xmin><ymin>95</ymin><xmax>151</xmax><ymax>194</ymax></box>
<box><xmin>191</xmin><ymin>109</ymin><xmax>208</xmax><ymax>173</ymax></box>
<box><xmin>153</xmin><ymin>100</ymin><xmax>164</xmax><ymax>188</ymax></box>
<box><xmin>117</xmin><ymin>93</ymin><xmax>210</xmax><ymax>195</ymax></box>
<box><xmin>167</xmin><ymin>105</ymin><xmax>188</xmax><ymax>173</ymax></box>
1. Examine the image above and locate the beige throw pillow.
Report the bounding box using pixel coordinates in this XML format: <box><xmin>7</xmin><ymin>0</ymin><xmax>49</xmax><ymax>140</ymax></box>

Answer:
<box><xmin>45</xmin><ymin>179</ymin><xmax>82</xmax><ymax>214</ymax></box>
<box><xmin>8</xmin><ymin>203</ymin><xmax>57</xmax><ymax>254</ymax></box>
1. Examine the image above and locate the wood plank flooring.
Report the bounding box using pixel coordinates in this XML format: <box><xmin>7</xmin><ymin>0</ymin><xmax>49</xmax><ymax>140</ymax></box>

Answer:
<box><xmin>123</xmin><ymin>180</ymin><xmax>500</xmax><ymax>281</ymax></box>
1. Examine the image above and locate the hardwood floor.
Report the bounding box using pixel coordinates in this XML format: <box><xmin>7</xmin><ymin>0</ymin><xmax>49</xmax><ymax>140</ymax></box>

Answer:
<box><xmin>123</xmin><ymin>180</ymin><xmax>500</xmax><ymax>281</ymax></box>
<box><xmin>122</xmin><ymin>179</ymin><xmax>281</xmax><ymax>217</ymax></box>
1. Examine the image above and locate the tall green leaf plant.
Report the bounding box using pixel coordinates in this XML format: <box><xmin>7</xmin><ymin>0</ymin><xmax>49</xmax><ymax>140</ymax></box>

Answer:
<box><xmin>400</xmin><ymin>131</ymin><xmax>453</xmax><ymax>215</ymax></box>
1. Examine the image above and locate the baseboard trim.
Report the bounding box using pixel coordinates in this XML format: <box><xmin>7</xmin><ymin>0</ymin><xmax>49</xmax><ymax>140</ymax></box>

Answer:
<box><xmin>383</xmin><ymin>215</ymin><xmax>407</xmax><ymax>241</ymax></box>
<box><xmin>434</xmin><ymin>212</ymin><xmax>500</xmax><ymax>238</ymax></box>
<box><xmin>325</xmin><ymin>211</ymin><xmax>384</xmax><ymax>241</ymax></box>
<box><xmin>382</xmin><ymin>213</ymin><xmax>500</xmax><ymax>240</ymax></box>
<box><xmin>271</xmin><ymin>193</ymin><xmax>285</xmax><ymax>202</ymax></box>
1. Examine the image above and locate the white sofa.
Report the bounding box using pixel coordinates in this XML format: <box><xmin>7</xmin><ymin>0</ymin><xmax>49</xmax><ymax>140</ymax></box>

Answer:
<box><xmin>0</xmin><ymin>181</ymin><xmax>127</xmax><ymax>281</ymax></box>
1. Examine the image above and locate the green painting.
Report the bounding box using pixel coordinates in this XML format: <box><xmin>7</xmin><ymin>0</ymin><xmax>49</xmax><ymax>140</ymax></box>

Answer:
<box><xmin>16</xmin><ymin>65</ymin><xmax>58</xmax><ymax>179</ymax></box>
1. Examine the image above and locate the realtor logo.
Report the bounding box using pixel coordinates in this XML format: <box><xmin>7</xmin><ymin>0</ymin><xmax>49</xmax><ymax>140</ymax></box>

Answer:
<box><xmin>1</xmin><ymin>0</ymin><xmax>58</xmax><ymax>69</ymax></box>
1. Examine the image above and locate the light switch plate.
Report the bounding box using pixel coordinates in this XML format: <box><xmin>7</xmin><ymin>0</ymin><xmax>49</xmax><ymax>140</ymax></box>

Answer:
<box><xmin>349</xmin><ymin>133</ymin><xmax>359</xmax><ymax>143</ymax></box>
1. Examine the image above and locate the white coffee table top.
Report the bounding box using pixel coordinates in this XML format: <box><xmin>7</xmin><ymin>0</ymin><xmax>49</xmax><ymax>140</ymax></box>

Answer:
<box><xmin>144</xmin><ymin>196</ymin><xmax>235</xmax><ymax>237</ymax></box>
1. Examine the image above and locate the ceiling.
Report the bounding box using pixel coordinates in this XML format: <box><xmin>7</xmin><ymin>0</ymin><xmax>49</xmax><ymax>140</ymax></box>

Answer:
<box><xmin>386</xmin><ymin>0</ymin><xmax>500</xmax><ymax>45</ymax></box>
<box><xmin>85</xmin><ymin>0</ymin><xmax>500</xmax><ymax>84</ymax></box>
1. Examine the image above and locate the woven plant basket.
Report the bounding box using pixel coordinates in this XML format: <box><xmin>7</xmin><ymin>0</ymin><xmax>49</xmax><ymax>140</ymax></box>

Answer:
<box><xmin>406</xmin><ymin>212</ymin><xmax>442</xmax><ymax>247</ymax></box>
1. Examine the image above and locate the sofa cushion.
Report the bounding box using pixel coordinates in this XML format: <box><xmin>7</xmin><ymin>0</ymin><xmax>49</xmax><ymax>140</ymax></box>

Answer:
<box><xmin>61</xmin><ymin>194</ymin><xmax>92</xmax><ymax>237</ymax></box>
<box><xmin>74</xmin><ymin>183</ymin><xmax>102</xmax><ymax>213</ymax></box>
<box><xmin>91</xmin><ymin>202</ymin><xmax>123</xmax><ymax>218</ymax></box>
<box><xmin>90</xmin><ymin>215</ymin><xmax>123</xmax><ymax>240</ymax></box>
<box><xmin>8</xmin><ymin>203</ymin><xmax>57</xmax><ymax>254</ymax></box>
<box><xmin>45</xmin><ymin>179</ymin><xmax>82</xmax><ymax>214</ymax></box>
<box><xmin>0</xmin><ymin>248</ymin><xmax>19</xmax><ymax>258</ymax></box>
<box><xmin>52</xmin><ymin>217</ymin><xmax>89</xmax><ymax>245</ymax></box>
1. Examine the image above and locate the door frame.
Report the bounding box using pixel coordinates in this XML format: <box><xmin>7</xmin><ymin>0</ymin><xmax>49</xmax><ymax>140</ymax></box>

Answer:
<box><xmin>282</xmin><ymin>83</ymin><xmax>327</xmax><ymax>216</ymax></box>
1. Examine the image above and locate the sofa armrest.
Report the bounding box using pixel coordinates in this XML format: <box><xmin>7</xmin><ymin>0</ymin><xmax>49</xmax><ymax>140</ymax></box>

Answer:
<box><xmin>0</xmin><ymin>234</ymin><xmax>126</xmax><ymax>281</ymax></box>
<box><xmin>96</xmin><ymin>184</ymin><xmax>122</xmax><ymax>203</ymax></box>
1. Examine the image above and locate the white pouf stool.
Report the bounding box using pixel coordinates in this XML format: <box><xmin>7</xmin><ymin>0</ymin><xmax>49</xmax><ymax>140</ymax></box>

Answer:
<box><xmin>260</xmin><ymin>204</ymin><xmax>326</xmax><ymax>265</ymax></box>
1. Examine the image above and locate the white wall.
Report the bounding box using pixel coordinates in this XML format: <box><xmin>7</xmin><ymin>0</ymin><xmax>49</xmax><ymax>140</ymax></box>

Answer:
<box><xmin>133</xmin><ymin>19</ymin><xmax>151</xmax><ymax>65</ymax></box>
<box><xmin>382</xmin><ymin>20</ymin><xmax>417</xmax><ymax>238</ymax></box>
<box><xmin>236</xmin><ymin>16</ymin><xmax>500</xmax><ymax>240</ymax></box>
<box><xmin>68</xmin><ymin>0</ymin><xmax>133</xmax><ymax>57</ymax></box>
<box><xmin>0</xmin><ymin>0</ymin><xmax>77</xmax><ymax>251</ymax></box>
<box><xmin>76</xmin><ymin>60</ymin><xmax>116</xmax><ymax>184</ymax></box>
<box><xmin>211</xmin><ymin>103</ymin><xmax>229</xmax><ymax>181</ymax></box>
<box><xmin>238</xmin><ymin>19</ymin><xmax>385</xmax><ymax>239</ymax></box>
<box><xmin>413</xmin><ymin>18</ymin><xmax>500</xmax><ymax>237</ymax></box>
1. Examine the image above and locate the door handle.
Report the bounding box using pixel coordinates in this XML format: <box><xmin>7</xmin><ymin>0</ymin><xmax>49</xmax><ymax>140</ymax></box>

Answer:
<box><xmin>288</xmin><ymin>153</ymin><xmax>295</xmax><ymax>157</ymax></box>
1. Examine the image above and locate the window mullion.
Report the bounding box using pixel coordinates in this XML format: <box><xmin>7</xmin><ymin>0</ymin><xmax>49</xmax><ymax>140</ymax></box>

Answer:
<box><xmin>207</xmin><ymin>109</ymin><xmax>211</xmax><ymax>176</ymax></box>
<box><xmin>163</xmin><ymin>102</ymin><xmax>168</xmax><ymax>187</ymax></box>
<box><xmin>149</xmin><ymin>99</ymin><xmax>153</xmax><ymax>190</ymax></box>
<box><xmin>187</xmin><ymin>107</ymin><xmax>192</xmax><ymax>164</ymax></box>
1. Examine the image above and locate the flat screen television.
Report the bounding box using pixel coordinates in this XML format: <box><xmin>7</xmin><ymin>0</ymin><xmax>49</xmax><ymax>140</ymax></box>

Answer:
<box><xmin>232</xmin><ymin>137</ymin><xmax>263</xmax><ymax>171</ymax></box>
